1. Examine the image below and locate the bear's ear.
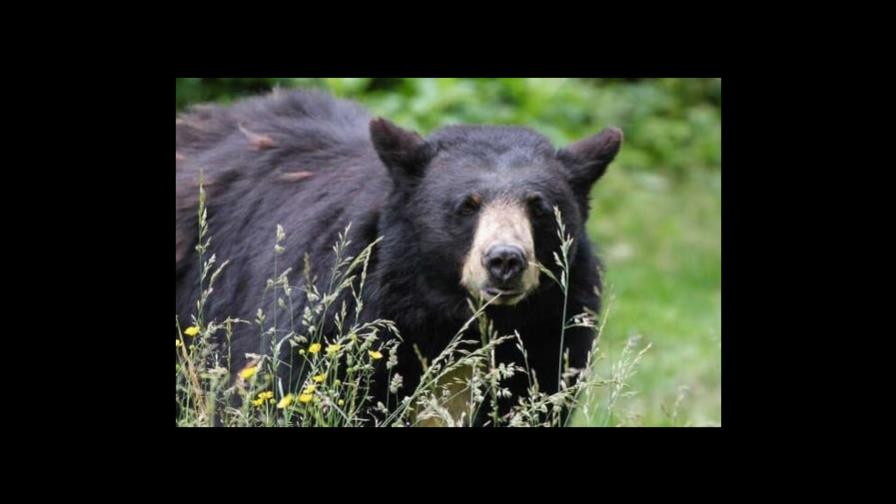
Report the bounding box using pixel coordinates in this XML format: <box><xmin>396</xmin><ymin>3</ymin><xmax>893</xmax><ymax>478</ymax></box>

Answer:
<box><xmin>557</xmin><ymin>127</ymin><xmax>623</xmax><ymax>190</ymax></box>
<box><xmin>370</xmin><ymin>117</ymin><xmax>433</xmax><ymax>184</ymax></box>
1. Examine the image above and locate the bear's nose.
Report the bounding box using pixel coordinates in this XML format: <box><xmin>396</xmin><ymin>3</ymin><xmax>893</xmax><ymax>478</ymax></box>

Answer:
<box><xmin>484</xmin><ymin>245</ymin><xmax>526</xmax><ymax>285</ymax></box>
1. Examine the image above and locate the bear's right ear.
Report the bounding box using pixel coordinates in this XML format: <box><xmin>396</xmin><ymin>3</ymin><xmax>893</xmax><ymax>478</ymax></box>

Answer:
<box><xmin>370</xmin><ymin>117</ymin><xmax>433</xmax><ymax>184</ymax></box>
<box><xmin>557</xmin><ymin>127</ymin><xmax>623</xmax><ymax>191</ymax></box>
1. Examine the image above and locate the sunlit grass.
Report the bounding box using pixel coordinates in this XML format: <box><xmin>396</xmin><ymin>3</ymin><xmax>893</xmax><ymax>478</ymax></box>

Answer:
<box><xmin>574</xmin><ymin>168</ymin><xmax>721</xmax><ymax>426</ymax></box>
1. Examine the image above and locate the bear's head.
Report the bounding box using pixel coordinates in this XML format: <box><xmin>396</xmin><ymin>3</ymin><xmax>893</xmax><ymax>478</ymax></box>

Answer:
<box><xmin>370</xmin><ymin>118</ymin><xmax>621</xmax><ymax>307</ymax></box>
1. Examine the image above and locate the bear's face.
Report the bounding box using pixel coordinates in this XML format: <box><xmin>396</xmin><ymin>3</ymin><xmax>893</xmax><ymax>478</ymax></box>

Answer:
<box><xmin>371</xmin><ymin>119</ymin><xmax>622</xmax><ymax>306</ymax></box>
<box><xmin>417</xmin><ymin>139</ymin><xmax>578</xmax><ymax>305</ymax></box>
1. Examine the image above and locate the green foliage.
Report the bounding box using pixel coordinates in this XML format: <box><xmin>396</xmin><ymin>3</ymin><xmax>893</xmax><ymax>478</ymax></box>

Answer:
<box><xmin>176</xmin><ymin>78</ymin><xmax>719</xmax><ymax>178</ymax></box>
<box><xmin>175</xmin><ymin>78</ymin><xmax>721</xmax><ymax>426</ymax></box>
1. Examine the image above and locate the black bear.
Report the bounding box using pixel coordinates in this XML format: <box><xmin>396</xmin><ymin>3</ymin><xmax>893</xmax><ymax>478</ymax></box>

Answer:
<box><xmin>176</xmin><ymin>89</ymin><xmax>622</xmax><ymax>425</ymax></box>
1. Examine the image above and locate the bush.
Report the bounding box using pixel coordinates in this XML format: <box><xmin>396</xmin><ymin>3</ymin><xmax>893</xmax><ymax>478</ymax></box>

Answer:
<box><xmin>175</xmin><ymin>78</ymin><xmax>721</xmax><ymax>179</ymax></box>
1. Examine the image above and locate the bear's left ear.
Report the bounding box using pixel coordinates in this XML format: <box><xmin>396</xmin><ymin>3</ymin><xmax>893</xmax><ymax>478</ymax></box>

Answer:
<box><xmin>557</xmin><ymin>127</ymin><xmax>623</xmax><ymax>190</ymax></box>
<box><xmin>370</xmin><ymin>117</ymin><xmax>434</xmax><ymax>185</ymax></box>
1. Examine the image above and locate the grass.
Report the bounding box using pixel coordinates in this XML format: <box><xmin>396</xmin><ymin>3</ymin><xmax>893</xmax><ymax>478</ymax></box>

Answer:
<box><xmin>176</xmin><ymin>191</ymin><xmax>648</xmax><ymax>427</ymax></box>
<box><xmin>175</xmin><ymin>78</ymin><xmax>722</xmax><ymax>426</ymax></box>
<box><xmin>573</xmin><ymin>168</ymin><xmax>721</xmax><ymax>426</ymax></box>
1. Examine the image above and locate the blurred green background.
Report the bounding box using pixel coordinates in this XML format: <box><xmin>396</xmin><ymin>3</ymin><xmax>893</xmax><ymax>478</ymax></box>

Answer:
<box><xmin>176</xmin><ymin>78</ymin><xmax>721</xmax><ymax>426</ymax></box>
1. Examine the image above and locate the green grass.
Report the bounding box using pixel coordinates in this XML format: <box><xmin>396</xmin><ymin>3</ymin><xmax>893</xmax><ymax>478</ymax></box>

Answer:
<box><xmin>176</xmin><ymin>78</ymin><xmax>721</xmax><ymax>426</ymax></box>
<box><xmin>573</xmin><ymin>169</ymin><xmax>721</xmax><ymax>426</ymax></box>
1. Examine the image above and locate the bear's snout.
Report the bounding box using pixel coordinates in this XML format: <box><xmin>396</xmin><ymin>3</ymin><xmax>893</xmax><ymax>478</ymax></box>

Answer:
<box><xmin>483</xmin><ymin>244</ymin><xmax>526</xmax><ymax>286</ymax></box>
<box><xmin>460</xmin><ymin>199</ymin><xmax>540</xmax><ymax>305</ymax></box>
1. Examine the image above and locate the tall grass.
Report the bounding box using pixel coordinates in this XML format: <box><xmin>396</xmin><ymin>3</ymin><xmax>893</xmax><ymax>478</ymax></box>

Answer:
<box><xmin>175</xmin><ymin>183</ymin><xmax>650</xmax><ymax>427</ymax></box>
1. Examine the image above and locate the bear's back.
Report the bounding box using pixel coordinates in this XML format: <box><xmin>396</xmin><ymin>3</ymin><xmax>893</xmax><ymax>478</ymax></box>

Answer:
<box><xmin>176</xmin><ymin>90</ymin><xmax>390</xmax><ymax>344</ymax></box>
<box><xmin>176</xmin><ymin>89</ymin><xmax>372</xmax><ymax>155</ymax></box>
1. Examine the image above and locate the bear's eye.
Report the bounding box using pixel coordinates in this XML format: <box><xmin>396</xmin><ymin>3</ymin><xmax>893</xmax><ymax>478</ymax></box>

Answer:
<box><xmin>527</xmin><ymin>193</ymin><xmax>551</xmax><ymax>218</ymax></box>
<box><xmin>456</xmin><ymin>194</ymin><xmax>482</xmax><ymax>217</ymax></box>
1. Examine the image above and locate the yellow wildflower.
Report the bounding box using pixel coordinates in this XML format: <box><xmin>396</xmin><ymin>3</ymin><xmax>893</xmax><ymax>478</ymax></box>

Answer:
<box><xmin>326</xmin><ymin>343</ymin><xmax>341</xmax><ymax>355</ymax></box>
<box><xmin>176</xmin><ymin>339</ymin><xmax>183</xmax><ymax>348</ymax></box>
<box><xmin>303</xmin><ymin>384</ymin><xmax>316</xmax><ymax>395</ymax></box>
<box><xmin>308</xmin><ymin>343</ymin><xmax>321</xmax><ymax>354</ymax></box>
<box><xmin>251</xmin><ymin>391</ymin><xmax>272</xmax><ymax>407</ymax></box>
<box><xmin>369</xmin><ymin>350</ymin><xmax>383</xmax><ymax>360</ymax></box>
<box><xmin>312</xmin><ymin>373</ymin><xmax>326</xmax><ymax>383</ymax></box>
<box><xmin>299</xmin><ymin>393</ymin><xmax>314</xmax><ymax>403</ymax></box>
<box><xmin>184</xmin><ymin>326</ymin><xmax>200</xmax><ymax>337</ymax></box>
<box><xmin>239</xmin><ymin>365</ymin><xmax>257</xmax><ymax>380</ymax></box>
<box><xmin>277</xmin><ymin>394</ymin><xmax>295</xmax><ymax>409</ymax></box>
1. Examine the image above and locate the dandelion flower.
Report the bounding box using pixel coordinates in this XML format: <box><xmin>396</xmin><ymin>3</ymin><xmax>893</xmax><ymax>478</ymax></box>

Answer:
<box><xmin>308</xmin><ymin>343</ymin><xmax>322</xmax><ymax>354</ymax></box>
<box><xmin>326</xmin><ymin>343</ymin><xmax>341</xmax><ymax>355</ymax></box>
<box><xmin>303</xmin><ymin>384</ymin><xmax>316</xmax><ymax>395</ymax></box>
<box><xmin>299</xmin><ymin>393</ymin><xmax>314</xmax><ymax>403</ymax></box>
<box><xmin>369</xmin><ymin>350</ymin><xmax>383</xmax><ymax>360</ymax></box>
<box><xmin>239</xmin><ymin>366</ymin><xmax>257</xmax><ymax>380</ymax></box>
<box><xmin>312</xmin><ymin>373</ymin><xmax>325</xmax><ymax>383</ymax></box>
<box><xmin>251</xmin><ymin>391</ymin><xmax>272</xmax><ymax>407</ymax></box>
<box><xmin>184</xmin><ymin>326</ymin><xmax>200</xmax><ymax>337</ymax></box>
<box><xmin>277</xmin><ymin>394</ymin><xmax>294</xmax><ymax>409</ymax></box>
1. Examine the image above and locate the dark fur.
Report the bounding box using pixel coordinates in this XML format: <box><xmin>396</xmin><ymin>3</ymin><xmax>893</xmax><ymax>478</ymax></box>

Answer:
<box><xmin>176</xmin><ymin>90</ymin><xmax>620</xmax><ymax>425</ymax></box>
